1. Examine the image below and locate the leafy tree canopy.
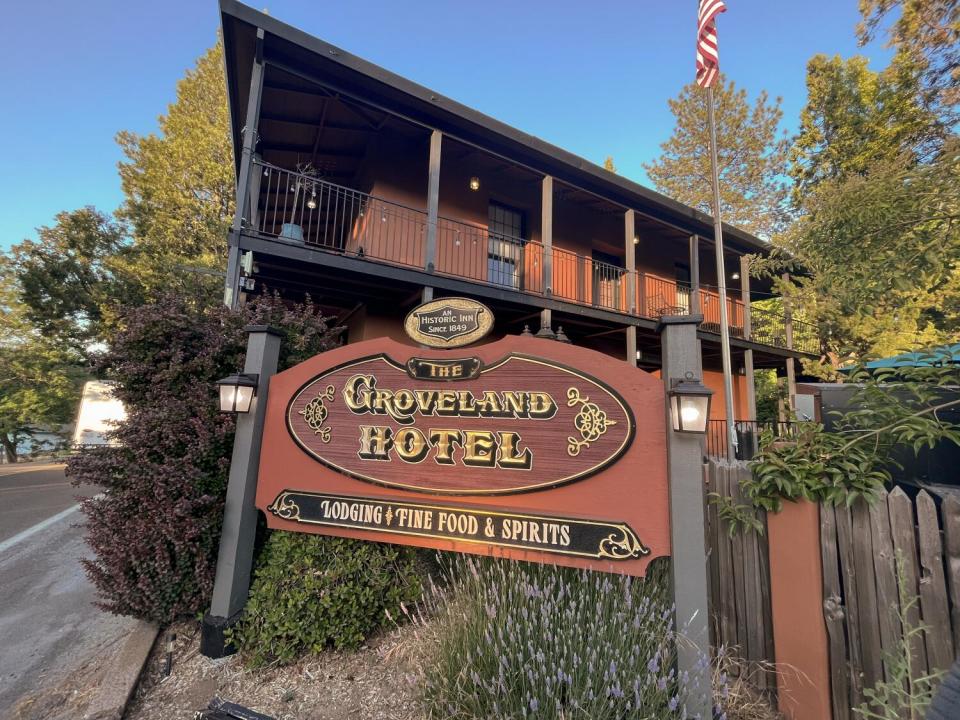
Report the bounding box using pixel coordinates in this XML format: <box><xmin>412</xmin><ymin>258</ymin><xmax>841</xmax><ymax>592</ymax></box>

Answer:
<box><xmin>0</xmin><ymin>263</ymin><xmax>84</xmax><ymax>461</ymax></box>
<box><xmin>763</xmin><ymin>138</ymin><xmax>959</xmax><ymax>361</ymax></box>
<box><xmin>644</xmin><ymin>74</ymin><xmax>791</xmax><ymax>239</ymax></box>
<box><xmin>789</xmin><ymin>53</ymin><xmax>945</xmax><ymax>197</ymax></box>
<box><xmin>859</xmin><ymin>0</ymin><xmax>960</xmax><ymax>113</ymax></box>
<box><xmin>116</xmin><ymin>41</ymin><xmax>233</xmax><ymax>297</ymax></box>
<box><xmin>6</xmin><ymin>207</ymin><xmax>130</xmax><ymax>353</ymax></box>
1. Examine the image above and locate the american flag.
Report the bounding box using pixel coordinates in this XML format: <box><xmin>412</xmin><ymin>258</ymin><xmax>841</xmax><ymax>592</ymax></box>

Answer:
<box><xmin>696</xmin><ymin>0</ymin><xmax>727</xmax><ymax>88</ymax></box>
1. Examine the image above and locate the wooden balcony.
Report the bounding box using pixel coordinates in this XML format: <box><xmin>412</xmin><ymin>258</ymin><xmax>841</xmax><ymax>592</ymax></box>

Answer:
<box><xmin>248</xmin><ymin>162</ymin><xmax>818</xmax><ymax>354</ymax></box>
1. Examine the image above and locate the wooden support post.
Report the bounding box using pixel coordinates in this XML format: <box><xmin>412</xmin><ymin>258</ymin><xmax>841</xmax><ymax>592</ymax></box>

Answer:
<box><xmin>741</xmin><ymin>256</ymin><xmax>757</xmax><ymax>425</ymax></box>
<box><xmin>540</xmin><ymin>175</ymin><xmax>554</xmax><ymax>333</ymax></box>
<box><xmin>625</xmin><ymin>210</ymin><xmax>637</xmax><ymax>366</ymax></box>
<box><xmin>542</xmin><ymin>175</ymin><xmax>553</xmax><ymax>297</ymax></box>
<box><xmin>225</xmin><ymin>28</ymin><xmax>265</xmax><ymax>309</ymax></box>
<box><xmin>782</xmin><ymin>272</ymin><xmax>797</xmax><ymax>414</ymax></box>
<box><xmin>423</xmin><ymin>130</ymin><xmax>442</xmax><ymax>301</ymax></box>
<box><xmin>689</xmin><ymin>234</ymin><xmax>701</xmax><ymax>315</ymax></box>
<box><xmin>767</xmin><ymin>500</ymin><xmax>833</xmax><ymax>719</ymax></box>
<box><xmin>247</xmin><ymin>152</ymin><xmax>263</xmax><ymax>231</ymax></box>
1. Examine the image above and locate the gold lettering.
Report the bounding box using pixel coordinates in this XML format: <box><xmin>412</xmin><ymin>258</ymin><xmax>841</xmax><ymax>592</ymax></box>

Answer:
<box><xmin>435</xmin><ymin>391</ymin><xmax>457</xmax><ymax>414</ymax></box>
<box><xmin>528</xmin><ymin>392</ymin><xmax>557</xmax><ymax>419</ymax></box>
<box><xmin>497</xmin><ymin>431</ymin><xmax>532</xmax><ymax>469</ymax></box>
<box><xmin>430</xmin><ymin>429</ymin><xmax>462</xmax><ymax>465</ymax></box>
<box><xmin>463</xmin><ymin>430</ymin><xmax>496</xmax><ymax>467</ymax></box>
<box><xmin>358</xmin><ymin>425</ymin><xmax>393</xmax><ymax>460</ymax></box>
<box><xmin>343</xmin><ymin>374</ymin><xmax>374</xmax><ymax>413</ymax></box>
<box><xmin>394</xmin><ymin>427</ymin><xmax>429</xmax><ymax>463</ymax></box>
<box><xmin>415</xmin><ymin>390</ymin><xmax>438</xmax><ymax>415</ymax></box>
<box><xmin>455</xmin><ymin>391</ymin><xmax>479</xmax><ymax>416</ymax></box>
<box><xmin>392</xmin><ymin>389</ymin><xmax>416</xmax><ymax>416</ymax></box>
<box><xmin>501</xmin><ymin>391</ymin><xmax>526</xmax><ymax>417</ymax></box>
<box><xmin>476</xmin><ymin>391</ymin><xmax>508</xmax><ymax>417</ymax></box>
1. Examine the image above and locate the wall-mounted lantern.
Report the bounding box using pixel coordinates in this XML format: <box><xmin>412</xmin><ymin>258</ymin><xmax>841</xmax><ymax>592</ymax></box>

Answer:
<box><xmin>668</xmin><ymin>372</ymin><xmax>713</xmax><ymax>434</ymax></box>
<box><xmin>216</xmin><ymin>374</ymin><xmax>259</xmax><ymax>414</ymax></box>
<box><xmin>469</xmin><ymin>176</ymin><xmax>481</xmax><ymax>191</ymax></box>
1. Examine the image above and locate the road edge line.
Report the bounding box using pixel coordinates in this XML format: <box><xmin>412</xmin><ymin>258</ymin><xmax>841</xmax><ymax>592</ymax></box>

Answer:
<box><xmin>0</xmin><ymin>503</ymin><xmax>82</xmax><ymax>555</ymax></box>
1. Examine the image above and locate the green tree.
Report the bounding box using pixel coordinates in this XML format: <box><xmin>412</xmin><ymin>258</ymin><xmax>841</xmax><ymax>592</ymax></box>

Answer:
<box><xmin>0</xmin><ymin>265</ymin><xmax>83</xmax><ymax>462</ymax></box>
<box><xmin>116</xmin><ymin>41</ymin><xmax>233</xmax><ymax>297</ymax></box>
<box><xmin>7</xmin><ymin>207</ymin><xmax>130</xmax><ymax>354</ymax></box>
<box><xmin>789</xmin><ymin>54</ymin><xmax>944</xmax><ymax>197</ymax></box>
<box><xmin>859</xmin><ymin>0</ymin><xmax>960</xmax><ymax>112</ymax></box>
<box><xmin>767</xmin><ymin>139</ymin><xmax>959</xmax><ymax>360</ymax></box>
<box><xmin>644</xmin><ymin>75</ymin><xmax>791</xmax><ymax>239</ymax></box>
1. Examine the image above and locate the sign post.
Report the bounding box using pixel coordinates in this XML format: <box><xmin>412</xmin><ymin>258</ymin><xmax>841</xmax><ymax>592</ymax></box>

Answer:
<box><xmin>659</xmin><ymin>314</ymin><xmax>712</xmax><ymax>719</ymax></box>
<box><xmin>202</xmin><ymin>325</ymin><xmax>281</xmax><ymax>659</ymax></box>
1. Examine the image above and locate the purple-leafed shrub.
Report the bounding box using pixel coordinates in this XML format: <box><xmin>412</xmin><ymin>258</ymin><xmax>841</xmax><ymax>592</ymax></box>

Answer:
<box><xmin>67</xmin><ymin>293</ymin><xmax>339</xmax><ymax>623</ymax></box>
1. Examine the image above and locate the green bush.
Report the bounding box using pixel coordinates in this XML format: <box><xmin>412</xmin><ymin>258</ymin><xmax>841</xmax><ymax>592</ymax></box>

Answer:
<box><xmin>416</xmin><ymin>555</ymin><xmax>717</xmax><ymax>719</ymax></box>
<box><xmin>231</xmin><ymin>532</ymin><xmax>421</xmax><ymax>667</ymax></box>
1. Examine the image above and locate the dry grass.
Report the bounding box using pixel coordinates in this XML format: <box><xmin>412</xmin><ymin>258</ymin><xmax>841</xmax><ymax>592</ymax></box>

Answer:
<box><xmin>713</xmin><ymin>646</ymin><xmax>785</xmax><ymax>720</ymax></box>
<box><xmin>125</xmin><ymin>616</ymin><xmax>782</xmax><ymax>720</ymax></box>
<box><xmin>125</xmin><ymin>620</ymin><xmax>427</xmax><ymax>720</ymax></box>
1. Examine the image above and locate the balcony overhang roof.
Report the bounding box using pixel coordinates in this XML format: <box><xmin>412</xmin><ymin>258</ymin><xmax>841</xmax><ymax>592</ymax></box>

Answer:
<box><xmin>220</xmin><ymin>0</ymin><xmax>770</xmax><ymax>256</ymax></box>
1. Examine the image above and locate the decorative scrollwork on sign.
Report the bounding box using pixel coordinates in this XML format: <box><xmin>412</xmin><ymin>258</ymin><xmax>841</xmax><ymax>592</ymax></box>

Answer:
<box><xmin>598</xmin><ymin>526</ymin><xmax>650</xmax><ymax>559</ymax></box>
<box><xmin>267</xmin><ymin>492</ymin><xmax>302</xmax><ymax>522</ymax></box>
<box><xmin>299</xmin><ymin>384</ymin><xmax>335</xmax><ymax>443</ymax></box>
<box><xmin>566</xmin><ymin>387</ymin><xmax>617</xmax><ymax>456</ymax></box>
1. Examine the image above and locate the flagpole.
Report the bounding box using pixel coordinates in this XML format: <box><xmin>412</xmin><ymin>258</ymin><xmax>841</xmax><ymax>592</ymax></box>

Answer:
<box><xmin>706</xmin><ymin>85</ymin><xmax>738</xmax><ymax>462</ymax></box>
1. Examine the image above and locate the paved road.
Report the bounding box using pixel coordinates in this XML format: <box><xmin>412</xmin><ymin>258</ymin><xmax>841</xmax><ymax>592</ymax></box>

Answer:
<box><xmin>0</xmin><ymin>463</ymin><xmax>98</xmax><ymax>544</ymax></box>
<box><xmin>0</xmin><ymin>463</ymin><xmax>138</xmax><ymax>717</ymax></box>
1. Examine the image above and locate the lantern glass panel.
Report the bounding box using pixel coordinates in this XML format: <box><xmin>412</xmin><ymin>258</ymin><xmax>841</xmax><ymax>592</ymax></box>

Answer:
<box><xmin>234</xmin><ymin>385</ymin><xmax>255</xmax><ymax>414</ymax></box>
<box><xmin>219</xmin><ymin>384</ymin><xmax>239</xmax><ymax>413</ymax></box>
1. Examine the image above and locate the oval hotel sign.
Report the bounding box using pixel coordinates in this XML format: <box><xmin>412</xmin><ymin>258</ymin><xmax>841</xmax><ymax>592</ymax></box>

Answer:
<box><xmin>286</xmin><ymin>353</ymin><xmax>634</xmax><ymax>495</ymax></box>
<box><xmin>256</xmin><ymin>335</ymin><xmax>669</xmax><ymax>577</ymax></box>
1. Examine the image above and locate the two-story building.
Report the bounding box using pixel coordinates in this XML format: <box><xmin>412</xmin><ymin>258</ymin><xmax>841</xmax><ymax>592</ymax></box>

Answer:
<box><xmin>218</xmin><ymin>0</ymin><xmax>818</xmax><ymax>457</ymax></box>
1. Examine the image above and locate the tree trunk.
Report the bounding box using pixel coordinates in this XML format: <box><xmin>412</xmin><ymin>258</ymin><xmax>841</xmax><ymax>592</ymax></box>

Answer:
<box><xmin>1</xmin><ymin>434</ymin><xmax>17</xmax><ymax>464</ymax></box>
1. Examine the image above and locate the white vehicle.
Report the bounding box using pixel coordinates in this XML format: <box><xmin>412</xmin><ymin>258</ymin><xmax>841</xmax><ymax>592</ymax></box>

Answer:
<box><xmin>72</xmin><ymin>381</ymin><xmax>127</xmax><ymax>447</ymax></box>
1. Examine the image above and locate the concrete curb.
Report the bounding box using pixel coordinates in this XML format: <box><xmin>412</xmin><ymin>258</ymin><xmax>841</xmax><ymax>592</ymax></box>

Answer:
<box><xmin>84</xmin><ymin>620</ymin><xmax>159</xmax><ymax>720</ymax></box>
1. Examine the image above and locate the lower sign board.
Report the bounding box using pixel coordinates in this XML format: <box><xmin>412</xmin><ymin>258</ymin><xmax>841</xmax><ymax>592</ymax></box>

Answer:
<box><xmin>256</xmin><ymin>335</ymin><xmax>669</xmax><ymax>576</ymax></box>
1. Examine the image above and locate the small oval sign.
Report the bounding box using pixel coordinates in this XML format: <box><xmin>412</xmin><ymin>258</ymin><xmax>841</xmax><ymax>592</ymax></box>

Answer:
<box><xmin>403</xmin><ymin>297</ymin><xmax>494</xmax><ymax>348</ymax></box>
<box><xmin>286</xmin><ymin>353</ymin><xmax>635</xmax><ymax>495</ymax></box>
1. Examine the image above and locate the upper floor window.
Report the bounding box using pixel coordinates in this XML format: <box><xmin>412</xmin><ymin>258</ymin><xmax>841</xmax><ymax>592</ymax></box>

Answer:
<box><xmin>488</xmin><ymin>203</ymin><xmax>524</xmax><ymax>289</ymax></box>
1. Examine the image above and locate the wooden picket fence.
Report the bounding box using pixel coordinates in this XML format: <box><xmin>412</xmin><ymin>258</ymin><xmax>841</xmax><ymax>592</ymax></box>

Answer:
<box><xmin>820</xmin><ymin>489</ymin><xmax>960</xmax><ymax>720</ymax></box>
<box><xmin>704</xmin><ymin>460</ymin><xmax>777</xmax><ymax>693</ymax></box>
<box><xmin>705</xmin><ymin>461</ymin><xmax>960</xmax><ymax>717</ymax></box>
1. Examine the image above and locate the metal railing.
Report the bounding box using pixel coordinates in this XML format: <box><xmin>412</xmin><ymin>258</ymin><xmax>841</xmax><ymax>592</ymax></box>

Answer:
<box><xmin>248</xmin><ymin>161</ymin><xmax>817</xmax><ymax>354</ymax></box>
<box><xmin>706</xmin><ymin>420</ymin><xmax>799</xmax><ymax>460</ymax></box>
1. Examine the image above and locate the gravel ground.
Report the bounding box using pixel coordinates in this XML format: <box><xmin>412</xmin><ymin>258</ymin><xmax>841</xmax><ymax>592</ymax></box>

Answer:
<box><xmin>125</xmin><ymin>620</ymin><xmax>426</xmax><ymax>720</ymax></box>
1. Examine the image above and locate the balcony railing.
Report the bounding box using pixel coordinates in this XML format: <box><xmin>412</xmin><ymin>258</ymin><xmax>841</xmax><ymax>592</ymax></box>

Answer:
<box><xmin>249</xmin><ymin>162</ymin><xmax>819</xmax><ymax>354</ymax></box>
<box><xmin>706</xmin><ymin>420</ymin><xmax>800</xmax><ymax>460</ymax></box>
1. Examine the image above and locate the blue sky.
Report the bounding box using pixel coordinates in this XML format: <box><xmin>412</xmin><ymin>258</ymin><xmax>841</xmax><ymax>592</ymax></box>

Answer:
<box><xmin>0</xmin><ymin>1</ymin><xmax>892</xmax><ymax>252</ymax></box>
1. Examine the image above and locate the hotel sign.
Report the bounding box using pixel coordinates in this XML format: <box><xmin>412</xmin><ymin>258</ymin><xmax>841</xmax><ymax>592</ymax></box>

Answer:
<box><xmin>256</xmin><ymin>336</ymin><xmax>669</xmax><ymax>576</ymax></box>
<box><xmin>403</xmin><ymin>297</ymin><xmax>493</xmax><ymax>348</ymax></box>
<box><xmin>285</xmin><ymin>353</ymin><xmax>633</xmax><ymax>495</ymax></box>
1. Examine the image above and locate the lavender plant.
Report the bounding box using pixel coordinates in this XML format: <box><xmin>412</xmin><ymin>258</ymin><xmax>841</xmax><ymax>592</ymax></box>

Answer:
<box><xmin>415</xmin><ymin>555</ymin><xmax>724</xmax><ymax>719</ymax></box>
